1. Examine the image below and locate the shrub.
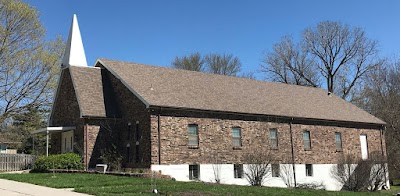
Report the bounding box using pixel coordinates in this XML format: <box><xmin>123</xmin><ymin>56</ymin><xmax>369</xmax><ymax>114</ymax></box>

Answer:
<box><xmin>32</xmin><ymin>153</ymin><xmax>84</xmax><ymax>172</ymax></box>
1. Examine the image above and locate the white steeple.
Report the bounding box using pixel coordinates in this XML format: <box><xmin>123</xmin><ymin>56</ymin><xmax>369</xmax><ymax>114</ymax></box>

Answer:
<box><xmin>61</xmin><ymin>14</ymin><xmax>88</xmax><ymax>68</ymax></box>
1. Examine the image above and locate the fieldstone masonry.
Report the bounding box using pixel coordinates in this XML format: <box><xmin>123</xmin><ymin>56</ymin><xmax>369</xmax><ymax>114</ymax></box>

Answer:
<box><xmin>150</xmin><ymin>112</ymin><xmax>386</xmax><ymax>165</ymax></box>
<box><xmin>50</xmin><ymin>67</ymin><xmax>386</xmax><ymax>170</ymax></box>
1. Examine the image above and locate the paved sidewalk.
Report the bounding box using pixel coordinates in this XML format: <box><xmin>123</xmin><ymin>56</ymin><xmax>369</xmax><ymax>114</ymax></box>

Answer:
<box><xmin>0</xmin><ymin>179</ymin><xmax>91</xmax><ymax>196</ymax></box>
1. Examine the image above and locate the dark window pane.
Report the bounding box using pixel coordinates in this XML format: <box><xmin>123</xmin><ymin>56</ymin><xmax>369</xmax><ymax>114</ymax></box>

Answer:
<box><xmin>234</xmin><ymin>164</ymin><xmax>243</xmax><ymax>178</ymax></box>
<box><xmin>272</xmin><ymin>164</ymin><xmax>280</xmax><ymax>177</ymax></box>
<box><xmin>189</xmin><ymin>165</ymin><xmax>199</xmax><ymax>180</ymax></box>
<box><xmin>306</xmin><ymin>164</ymin><xmax>313</xmax><ymax>176</ymax></box>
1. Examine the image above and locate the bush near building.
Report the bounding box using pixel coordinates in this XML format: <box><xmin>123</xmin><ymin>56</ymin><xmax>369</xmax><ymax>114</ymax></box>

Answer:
<box><xmin>32</xmin><ymin>153</ymin><xmax>83</xmax><ymax>172</ymax></box>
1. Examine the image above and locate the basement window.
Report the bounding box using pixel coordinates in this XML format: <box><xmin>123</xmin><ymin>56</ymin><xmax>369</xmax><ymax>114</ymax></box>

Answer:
<box><xmin>272</xmin><ymin>164</ymin><xmax>280</xmax><ymax>177</ymax></box>
<box><xmin>234</xmin><ymin>164</ymin><xmax>243</xmax><ymax>178</ymax></box>
<box><xmin>189</xmin><ymin>164</ymin><xmax>200</xmax><ymax>180</ymax></box>
<box><xmin>306</xmin><ymin>164</ymin><xmax>313</xmax><ymax>176</ymax></box>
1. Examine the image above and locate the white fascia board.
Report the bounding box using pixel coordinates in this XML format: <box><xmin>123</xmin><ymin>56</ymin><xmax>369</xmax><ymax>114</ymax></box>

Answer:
<box><xmin>31</xmin><ymin>126</ymin><xmax>76</xmax><ymax>134</ymax></box>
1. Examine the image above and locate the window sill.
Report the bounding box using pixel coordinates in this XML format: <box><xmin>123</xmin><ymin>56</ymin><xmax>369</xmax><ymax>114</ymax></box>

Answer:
<box><xmin>233</xmin><ymin>146</ymin><xmax>242</xmax><ymax>150</ymax></box>
<box><xmin>336</xmin><ymin>149</ymin><xmax>343</xmax><ymax>152</ymax></box>
<box><xmin>270</xmin><ymin>147</ymin><xmax>279</xmax><ymax>150</ymax></box>
<box><xmin>304</xmin><ymin>149</ymin><xmax>312</xmax><ymax>151</ymax></box>
<box><xmin>188</xmin><ymin>145</ymin><xmax>199</xmax><ymax>149</ymax></box>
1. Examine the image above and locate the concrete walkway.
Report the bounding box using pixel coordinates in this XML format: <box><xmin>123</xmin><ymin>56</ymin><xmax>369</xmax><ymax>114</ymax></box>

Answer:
<box><xmin>0</xmin><ymin>179</ymin><xmax>91</xmax><ymax>196</ymax></box>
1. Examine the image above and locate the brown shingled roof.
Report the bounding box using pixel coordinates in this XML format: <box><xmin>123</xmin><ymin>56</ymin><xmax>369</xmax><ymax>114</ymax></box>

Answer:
<box><xmin>69</xmin><ymin>66</ymin><xmax>119</xmax><ymax>118</ymax></box>
<box><xmin>95</xmin><ymin>58</ymin><xmax>384</xmax><ymax>125</ymax></box>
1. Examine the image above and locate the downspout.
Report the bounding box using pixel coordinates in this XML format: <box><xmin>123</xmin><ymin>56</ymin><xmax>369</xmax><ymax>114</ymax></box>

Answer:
<box><xmin>158</xmin><ymin>108</ymin><xmax>161</xmax><ymax>165</ymax></box>
<box><xmin>85</xmin><ymin>124</ymin><xmax>88</xmax><ymax>171</ymax></box>
<box><xmin>289</xmin><ymin>118</ymin><xmax>297</xmax><ymax>188</ymax></box>
<box><xmin>380</xmin><ymin>125</ymin><xmax>388</xmax><ymax>186</ymax></box>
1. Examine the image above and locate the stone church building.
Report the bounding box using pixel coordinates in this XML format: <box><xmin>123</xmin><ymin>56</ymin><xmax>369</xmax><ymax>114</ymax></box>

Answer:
<box><xmin>42</xmin><ymin>15</ymin><xmax>388</xmax><ymax>190</ymax></box>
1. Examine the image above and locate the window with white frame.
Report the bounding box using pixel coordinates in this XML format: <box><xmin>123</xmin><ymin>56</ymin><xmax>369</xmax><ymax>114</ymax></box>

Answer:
<box><xmin>188</xmin><ymin>124</ymin><xmax>199</xmax><ymax>147</ymax></box>
<box><xmin>335</xmin><ymin>132</ymin><xmax>342</xmax><ymax>151</ymax></box>
<box><xmin>269</xmin><ymin>128</ymin><xmax>278</xmax><ymax>149</ymax></box>
<box><xmin>232</xmin><ymin>127</ymin><xmax>242</xmax><ymax>147</ymax></box>
<box><xmin>303</xmin><ymin>130</ymin><xmax>311</xmax><ymax>150</ymax></box>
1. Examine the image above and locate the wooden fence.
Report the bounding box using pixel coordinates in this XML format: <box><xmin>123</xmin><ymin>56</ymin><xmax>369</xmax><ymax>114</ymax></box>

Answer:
<box><xmin>0</xmin><ymin>154</ymin><xmax>35</xmax><ymax>171</ymax></box>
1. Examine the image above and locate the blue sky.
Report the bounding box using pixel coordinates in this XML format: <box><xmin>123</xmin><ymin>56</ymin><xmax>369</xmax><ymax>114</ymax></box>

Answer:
<box><xmin>25</xmin><ymin>0</ymin><xmax>400</xmax><ymax>79</ymax></box>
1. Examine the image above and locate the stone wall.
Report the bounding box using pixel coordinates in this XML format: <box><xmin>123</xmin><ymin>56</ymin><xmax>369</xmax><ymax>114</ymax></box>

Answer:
<box><xmin>50</xmin><ymin>69</ymin><xmax>84</xmax><ymax>155</ymax></box>
<box><xmin>150</xmin><ymin>109</ymin><xmax>386</xmax><ymax>165</ymax></box>
<box><xmin>51</xmin><ymin>67</ymin><xmax>386</xmax><ymax>169</ymax></box>
<box><xmin>104</xmin><ymin>68</ymin><xmax>151</xmax><ymax>168</ymax></box>
<box><xmin>84</xmin><ymin>124</ymin><xmax>100</xmax><ymax>168</ymax></box>
<box><xmin>50</xmin><ymin>67</ymin><xmax>152</xmax><ymax>169</ymax></box>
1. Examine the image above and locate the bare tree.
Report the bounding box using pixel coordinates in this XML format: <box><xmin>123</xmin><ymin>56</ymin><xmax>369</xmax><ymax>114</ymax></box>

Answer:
<box><xmin>99</xmin><ymin>119</ymin><xmax>123</xmax><ymax>171</ymax></box>
<box><xmin>331</xmin><ymin>153</ymin><xmax>387</xmax><ymax>192</ymax></box>
<box><xmin>211</xmin><ymin>155</ymin><xmax>221</xmax><ymax>183</ymax></box>
<box><xmin>239</xmin><ymin>72</ymin><xmax>256</xmax><ymax>80</ymax></box>
<box><xmin>172</xmin><ymin>52</ymin><xmax>245</xmax><ymax>77</ymax></box>
<box><xmin>359</xmin><ymin>60</ymin><xmax>400</xmax><ymax>179</ymax></box>
<box><xmin>262</xmin><ymin>21</ymin><xmax>381</xmax><ymax>100</ymax></box>
<box><xmin>261</xmin><ymin>36</ymin><xmax>319</xmax><ymax>86</ymax></box>
<box><xmin>0</xmin><ymin>0</ymin><xmax>63</xmax><ymax>125</ymax></box>
<box><xmin>172</xmin><ymin>52</ymin><xmax>204</xmax><ymax>72</ymax></box>
<box><xmin>205</xmin><ymin>53</ymin><xmax>242</xmax><ymax>76</ymax></box>
<box><xmin>244</xmin><ymin>151</ymin><xmax>273</xmax><ymax>186</ymax></box>
<box><xmin>280</xmin><ymin>164</ymin><xmax>295</xmax><ymax>188</ymax></box>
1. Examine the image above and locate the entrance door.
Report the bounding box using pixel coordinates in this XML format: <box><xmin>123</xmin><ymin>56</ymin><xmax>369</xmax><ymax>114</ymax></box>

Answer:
<box><xmin>61</xmin><ymin>130</ymin><xmax>74</xmax><ymax>153</ymax></box>
<box><xmin>360</xmin><ymin>134</ymin><xmax>368</xmax><ymax>160</ymax></box>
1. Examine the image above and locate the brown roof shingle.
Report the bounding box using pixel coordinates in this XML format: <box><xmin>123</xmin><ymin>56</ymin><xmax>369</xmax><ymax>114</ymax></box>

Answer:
<box><xmin>69</xmin><ymin>66</ymin><xmax>119</xmax><ymax>118</ymax></box>
<box><xmin>97</xmin><ymin>58</ymin><xmax>384</xmax><ymax>125</ymax></box>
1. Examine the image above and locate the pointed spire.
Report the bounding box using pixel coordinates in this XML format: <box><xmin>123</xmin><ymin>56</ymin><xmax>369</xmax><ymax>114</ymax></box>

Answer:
<box><xmin>62</xmin><ymin>14</ymin><xmax>88</xmax><ymax>69</ymax></box>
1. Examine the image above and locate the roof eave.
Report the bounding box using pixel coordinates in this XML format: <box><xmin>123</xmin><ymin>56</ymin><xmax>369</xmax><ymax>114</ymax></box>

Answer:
<box><xmin>148</xmin><ymin>105</ymin><xmax>386</xmax><ymax>128</ymax></box>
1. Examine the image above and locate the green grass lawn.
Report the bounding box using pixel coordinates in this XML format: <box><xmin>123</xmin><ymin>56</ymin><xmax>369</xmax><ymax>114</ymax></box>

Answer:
<box><xmin>0</xmin><ymin>173</ymin><xmax>398</xmax><ymax>196</ymax></box>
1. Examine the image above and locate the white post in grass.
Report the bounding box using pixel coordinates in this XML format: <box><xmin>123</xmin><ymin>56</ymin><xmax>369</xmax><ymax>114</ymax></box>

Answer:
<box><xmin>46</xmin><ymin>130</ymin><xmax>49</xmax><ymax>157</ymax></box>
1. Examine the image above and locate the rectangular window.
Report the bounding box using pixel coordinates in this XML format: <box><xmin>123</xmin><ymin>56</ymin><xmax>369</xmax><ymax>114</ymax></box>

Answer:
<box><xmin>303</xmin><ymin>131</ymin><xmax>311</xmax><ymax>150</ymax></box>
<box><xmin>306</xmin><ymin>164</ymin><xmax>313</xmax><ymax>176</ymax></box>
<box><xmin>272</xmin><ymin>164</ymin><xmax>280</xmax><ymax>177</ymax></box>
<box><xmin>136</xmin><ymin>121</ymin><xmax>140</xmax><ymax>141</ymax></box>
<box><xmin>335</xmin><ymin>132</ymin><xmax>342</xmax><ymax>151</ymax></box>
<box><xmin>70</xmin><ymin>136</ymin><xmax>73</xmax><ymax>152</ymax></box>
<box><xmin>189</xmin><ymin>165</ymin><xmax>200</xmax><ymax>180</ymax></box>
<box><xmin>360</xmin><ymin>134</ymin><xmax>368</xmax><ymax>160</ymax></box>
<box><xmin>234</xmin><ymin>164</ymin><xmax>243</xmax><ymax>178</ymax></box>
<box><xmin>269</xmin><ymin>128</ymin><xmax>278</xmax><ymax>149</ymax></box>
<box><xmin>135</xmin><ymin>146</ymin><xmax>140</xmax><ymax>163</ymax></box>
<box><xmin>232</xmin><ymin>127</ymin><xmax>242</xmax><ymax>147</ymax></box>
<box><xmin>188</xmin><ymin>125</ymin><xmax>198</xmax><ymax>147</ymax></box>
